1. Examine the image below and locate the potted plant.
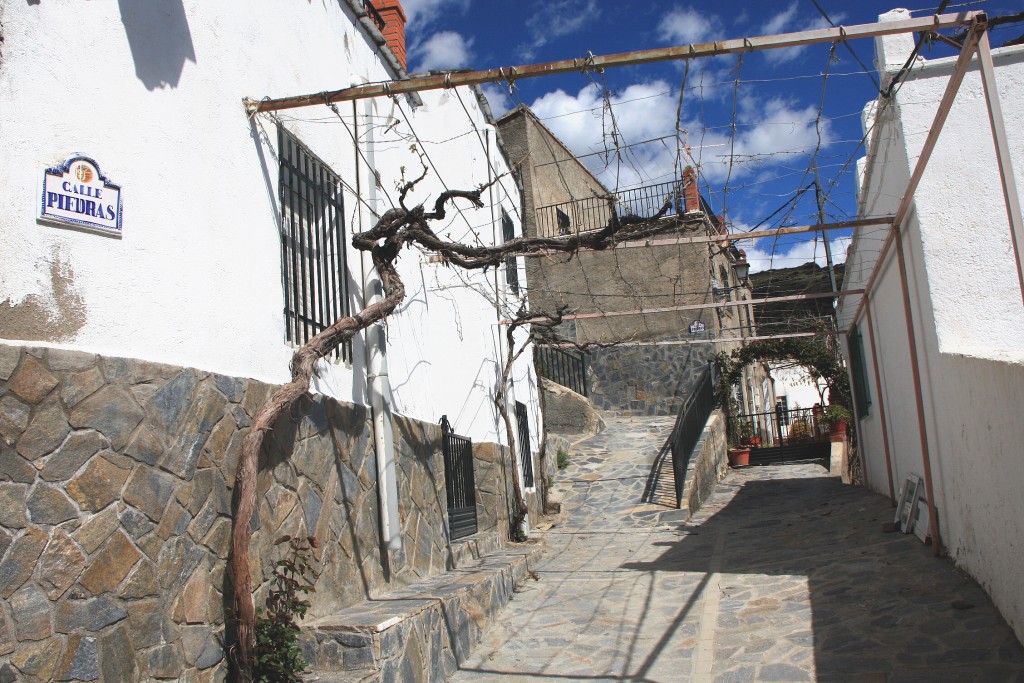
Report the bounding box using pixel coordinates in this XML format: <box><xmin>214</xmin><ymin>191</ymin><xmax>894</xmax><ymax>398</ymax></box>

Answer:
<box><xmin>728</xmin><ymin>419</ymin><xmax>752</xmax><ymax>467</ymax></box>
<box><xmin>727</xmin><ymin>444</ymin><xmax>751</xmax><ymax>467</ymax></box>
<box><xmin>824</xmin><ymin>404</ymin><xmax>852</xmax><ymax>437</ymax></box>
<box><xmin>737</xmin><ymin>420</ymin><xmax>755</xmax><ymax>447</ymax></box>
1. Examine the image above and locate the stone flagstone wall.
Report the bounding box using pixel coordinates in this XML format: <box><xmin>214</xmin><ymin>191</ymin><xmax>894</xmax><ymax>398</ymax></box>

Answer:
<box><xmin>0</xmin><ymin>344</ymin><xmax>516</xmax><ymax>681</ymax></box>
<box><xmin>587</xmin><ymin>343</ymin><xmax>717</xmax><ymax>417</ymax></box>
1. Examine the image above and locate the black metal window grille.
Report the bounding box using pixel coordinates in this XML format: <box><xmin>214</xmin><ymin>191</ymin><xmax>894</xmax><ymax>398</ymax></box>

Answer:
<box><xmin>278</xmin><ymin>126</ymin><xmax>351</xmax><ymax>362</ymax></box>
<box><xmin>440</xmin><ymin>416</ymin><xmax>478</xmax><ymax>540</ymax></box>
<box><xmin>502</xmin><ymin>208</ymin><xmax>520</xmax><ymax>295</ymax></box>
<box><xmin>515</xmin><ymin>401</ymin><xmax>534</xmax><ymax>489</ymax></box>
<box><xmin>535</xmin><ymin>345</ymin><xmax>587</xmax><ymax>397</ymax></box>
<box><xmin>362</xmin><ymin>0</ymin><xmax>386</xmax><ymax>31</ymax></box>
<box><xmin>848</xmin><ymin>323</ymin><xmax>872</xmax><ymax>417</ymax></box>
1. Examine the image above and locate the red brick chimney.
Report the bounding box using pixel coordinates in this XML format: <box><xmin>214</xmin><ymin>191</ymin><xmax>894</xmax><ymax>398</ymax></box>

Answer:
<box><xmin>376</xmin><ymin>2</ymin><xmax>407</xmax><ymax>71</ymax></box>
<box><xmin>682</xmin><ymin>167</ymin><xmax>700</xmax><ymax>213</ymax></box>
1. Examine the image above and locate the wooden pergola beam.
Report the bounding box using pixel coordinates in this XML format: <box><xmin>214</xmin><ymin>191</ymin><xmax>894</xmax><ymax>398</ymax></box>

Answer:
<box><xmin>547</xmin><ymin>330</ymin><xmax>834</xmax><ymax>349</ymax></box>
<box><xmin>501</xmin><ymin>290</ymin><xmax>864</xmax><ymax>324</ymax></box>
<box><xmin>246</xmin><ymin>12</ymin><xmax>982</xmax><ymax>112</ymax></box>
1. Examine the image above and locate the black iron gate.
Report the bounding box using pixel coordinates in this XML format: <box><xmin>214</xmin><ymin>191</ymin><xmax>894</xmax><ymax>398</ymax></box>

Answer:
<box><xmin>515</xmin><ymin>401</ymin><xmax>534</xmax><ymax>488</ymax></box>
<box><xmin>440</xmin><ymin>416</ymin><xmax>478</xmax><ymax>540</ymax></box>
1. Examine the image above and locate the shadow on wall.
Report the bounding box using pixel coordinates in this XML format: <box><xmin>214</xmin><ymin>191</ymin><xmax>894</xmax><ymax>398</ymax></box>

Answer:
<box><xmin>117</xmin><ymin>0</ymin><xmax>196</xmax><ymax>90</ymax></box>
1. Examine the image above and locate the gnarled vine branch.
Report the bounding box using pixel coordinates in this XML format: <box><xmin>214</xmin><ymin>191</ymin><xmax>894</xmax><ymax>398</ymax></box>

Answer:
<box><xmin>229</xmin><ymin>178</ymin><xmax>698</xmax><ymax>681</ymax></box>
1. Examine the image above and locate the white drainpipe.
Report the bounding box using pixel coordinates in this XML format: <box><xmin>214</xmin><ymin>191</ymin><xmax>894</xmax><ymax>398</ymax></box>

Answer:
<box><xmin>486</xmin><ymin>129</ymin><xmax>529</xmax><ymax>538</ymax></box>
<box><xmin>354</xmin><ymin>95</ymin><xmax>402</xmax><ymax>569</ymax></box>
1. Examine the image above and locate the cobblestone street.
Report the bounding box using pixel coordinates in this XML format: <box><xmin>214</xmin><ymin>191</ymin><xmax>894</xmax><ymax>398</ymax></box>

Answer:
<box><xmin>452</xmin><ymin>417</ymin><xmax>1024</xmax><ymax>682</ymax></box>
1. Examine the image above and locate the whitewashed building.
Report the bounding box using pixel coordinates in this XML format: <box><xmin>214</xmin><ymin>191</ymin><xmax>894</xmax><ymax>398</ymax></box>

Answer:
<box><xmin>0</xmin><ymin>2</ymin><xmax>543</xmax><ymax>679</ymax></box>
<box><xmin>839</xmin><ymin>10</ymin><xmax>1024</xmax><ymax>642</ymax></box>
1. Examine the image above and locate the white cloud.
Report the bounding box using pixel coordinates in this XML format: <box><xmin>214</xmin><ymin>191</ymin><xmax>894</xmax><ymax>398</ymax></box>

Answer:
<box><xmin>402</xmin><ymin>0</ymin><xmax>470</xmax><ymax>29</ymax></box>
<box><xmin>687</xmin><ymin>99</ymin><xmax>831</xmax><ymax>184</ymax></box>
<box><xmin>745</xmin><ymin>234</ymin><xmax>851</xmax><ymax>273</ymax></box>
<box><xmin>763</xmin><ymin>2</ymin><xmax>799</xmax><ymax>36</ymax></box>
<box><xmin>480</xmin><ymin>84</ymin><xmax>513</xmax><ymax>118</ymax></box>
<box><xmin>658</xmin><ymin>6</ymin><xmax>721</xmax><ymax>45</ymax></box>
<box><xmin>527</xmin><ymin>82</ymin><xmax>831</xmax><ymax>196</ymax></box>
<box><xmin>519</xmin><ymin>0</ymin><xmax>600</xmax><ymax>60</ymax></box>
<box><xmin>529</xmin><ymin>81</ymin><xmax>680</xmax><ymax>190</ymax></box>
<box><xmin>409</xmin><ymin>31</ymin><xmax>474</xmax><ymax>71</ymax></box>
<box><xmin>762</xmin><ymin>9</ymin><xmax>844</xmax><ymax>65</ymax></box>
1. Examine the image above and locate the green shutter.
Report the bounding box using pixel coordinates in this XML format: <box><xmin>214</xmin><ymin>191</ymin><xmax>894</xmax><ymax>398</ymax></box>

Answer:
<box><xmin>848</xmin><ymin>324</ymin><xmax>872</xmax><ymax>417</ymax></box>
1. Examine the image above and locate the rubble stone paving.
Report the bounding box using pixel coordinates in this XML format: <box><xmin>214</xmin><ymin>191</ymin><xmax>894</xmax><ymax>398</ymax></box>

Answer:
<box><xmin>453</xmin><ymin>416</ymin><xmax>1024</xmax><ymax>682</ymax></box>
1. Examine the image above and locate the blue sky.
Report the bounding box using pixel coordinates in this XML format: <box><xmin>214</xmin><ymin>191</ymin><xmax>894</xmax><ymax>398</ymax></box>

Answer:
<box><xmin>400</xmin><ymin>0</ymin><xmax>1021</xmax><ymax>271</ymax></box>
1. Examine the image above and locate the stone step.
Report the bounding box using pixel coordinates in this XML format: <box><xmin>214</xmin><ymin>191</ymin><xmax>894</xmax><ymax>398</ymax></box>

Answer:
<box><xmin>301</xmin><ymin>541</ymin><xmax>543</xmax><ymax>682</ymax></box>
<box><xmin>304</xmin><ymin>671</ymin><xmax>375</xmax><ymax>682</ymax></box>
<box><xmin>447</xmin><ymin>529</ymin><xmax>504</xmax><ymax>569</ymax></box>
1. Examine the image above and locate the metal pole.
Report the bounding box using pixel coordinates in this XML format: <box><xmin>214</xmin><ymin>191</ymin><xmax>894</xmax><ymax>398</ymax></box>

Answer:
<box><xmin>894</xmin><ymin>227</ymin><xmax>942</xmax><ymax>556</ymax></box>
<box><xmin>976</xmin><ymin>30</ymin><xmax>1024</xmax><ymax>306</ymax></box>
<box><xmin>863</xmin><ymin>304</ymin><xmax>896</xmax><ymax>503</ymax></box>
<box><xmin>813</xmin><ymin>161</ymin><xmax>839</xmax><ymax>298</ymax></box>
<box><xmin>245</xmin><ymin>12</ymin><xmax>981</xmax><ymax>112</ymax></box>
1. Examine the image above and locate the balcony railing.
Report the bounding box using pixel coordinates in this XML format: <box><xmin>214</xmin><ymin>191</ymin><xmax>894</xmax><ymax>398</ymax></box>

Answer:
<box><xmin>534</xmin><ymin>180</ymin><xmax>688</xmax><ymax>239</ymax></box>
<box><xmin>362</xmin><ymin>0</ymin><xmax>386</xmax><ymax>31</ymax></box>
<box><xmin>535</xmin><ymin>345</ymin><xmax>588</xmax><ymax>397</ymax></box>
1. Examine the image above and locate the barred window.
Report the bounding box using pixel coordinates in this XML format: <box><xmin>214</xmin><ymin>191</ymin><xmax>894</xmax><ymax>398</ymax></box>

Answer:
<box><xmin>278</xmin><ymin>127</ymin><xmax>351</xmax><ymax>361</ymax></box>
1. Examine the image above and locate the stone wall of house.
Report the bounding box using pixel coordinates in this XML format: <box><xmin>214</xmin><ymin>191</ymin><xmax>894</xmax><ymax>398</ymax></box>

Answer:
<box><xmin>587</xmin><ymin>343</ymin><xmax>717</xmax><ymax>417</ymax></box>
<box><xmin>472</xmin><ymin>442</ymin><xmax>515</xmax><ymax>543</ymax></box>
<box><xmin>471</xmin><ymin>439</ymin><xmax>548</xmax><ymax>537</ymax></box>
<box><xmin>0</xmin><ymin>344</ymin><xmax>517</xmax><ymax>681</ymax></box>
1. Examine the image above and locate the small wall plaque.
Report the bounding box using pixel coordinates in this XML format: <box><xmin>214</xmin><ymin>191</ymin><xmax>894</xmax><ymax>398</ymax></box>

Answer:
<box><xmin>689</xmin><ymin>319</ymin><xmax>706</xmax><ymax>334</ymax></box>
<box><xmin>40</xmin><ymin>155</ymin><xmax>122</xmax><ymax>235</ymax></box>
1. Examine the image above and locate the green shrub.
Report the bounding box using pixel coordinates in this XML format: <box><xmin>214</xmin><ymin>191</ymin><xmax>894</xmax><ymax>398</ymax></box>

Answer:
<box><xmin>824</xmin><ymin>404</ymin><xmax>852</xmax><ymax>426</ymax></box>
<box><xmin>788</xmin><ymin>418</ymin><xmax>811</xmax><ymax>443</ymax></box>
<box><xmin>556</xmin><ymin>448</ymin><xmax>571</xmax><ymax>470</ymax></box>
<box><xmin>254</xmin><ymin>535</ymin><xmax>317</xmax><ymax>683</ymax></box>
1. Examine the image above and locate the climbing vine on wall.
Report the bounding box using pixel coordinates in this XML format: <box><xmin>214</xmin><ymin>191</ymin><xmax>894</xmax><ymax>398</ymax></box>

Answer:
<box><xmin>715</xmin><ymin>336</ymin><xmax>851</xmax><ymax>448</ymax></box>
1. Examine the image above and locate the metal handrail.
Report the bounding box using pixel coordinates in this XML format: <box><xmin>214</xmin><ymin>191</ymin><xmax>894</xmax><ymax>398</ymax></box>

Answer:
<box><xmin>669</xmin><ymin>365</ymin><xmax>717</xmax><ymax>508</ymax></box>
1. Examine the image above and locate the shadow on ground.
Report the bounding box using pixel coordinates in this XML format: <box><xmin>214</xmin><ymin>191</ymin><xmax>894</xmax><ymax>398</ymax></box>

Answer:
<box><xmin>620</xmin><ymin>468</ymin><xmax>1024</xmax><ymax>682</ymax></box>
<box><xmin>456</xmin><ymin>458</ymin><xmax>1024</xmax><ymax>682</ymax></box>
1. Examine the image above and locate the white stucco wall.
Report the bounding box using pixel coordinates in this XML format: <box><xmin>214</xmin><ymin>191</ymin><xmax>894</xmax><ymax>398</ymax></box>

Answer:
<box><xmin>0</xmin><ymin>1</ymin><xmax>538</xmax><ymax>450</ymax></box>
<box><xmin>839</xmin><ymin>10</ymin><xmax>1024</xmax><ymax>640</ymax></box>
<box><xmin>769</xmin><ymin>365</ymin><xmax>825</xmax><ymax>410</ymax></box>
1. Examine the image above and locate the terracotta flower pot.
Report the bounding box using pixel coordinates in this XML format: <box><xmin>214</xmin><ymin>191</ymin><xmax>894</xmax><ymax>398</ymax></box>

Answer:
<box><xmin>728</xmin><ymin>447</ymin><xmax>751</xmax><ymax>467</ymax></box>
